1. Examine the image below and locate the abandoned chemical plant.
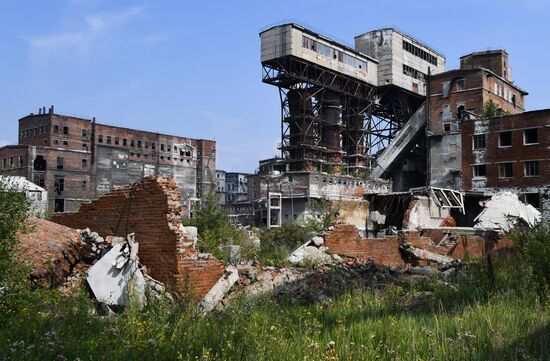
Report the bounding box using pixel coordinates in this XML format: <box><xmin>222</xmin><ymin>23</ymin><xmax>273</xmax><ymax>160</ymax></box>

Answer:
<box><xmin>2</xmin><ymin>21</ymin><xmax>548</xmax><ymax>320</ymax></box>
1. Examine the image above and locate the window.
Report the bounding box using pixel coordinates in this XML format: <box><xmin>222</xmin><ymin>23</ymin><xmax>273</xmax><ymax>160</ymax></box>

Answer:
<box><xmin>2</xmin><ymin>158</ymin><xmax>6</xmax><ymax>169</ymax></box>
<box><xmin>62</xmin><ymin>140</ymin><xmax>68</xmax><ymax>146</ymax></box>
<box><xmin>456</xmin><ymin>79</ymin><xmax>465</xmax><ymax>90</ymax></box>
<box><xmin>520</xmin><ymin>193</ymin><xmax>540</xmax><ymax>209</ymax></box>
<box><xmin>82</xmin><ymin>159</ymin><xmax>87</xmax><ymax>168</ymax></box>
<box><xmin>443</xmin><ymin>123</ymin><xmax>451</xmax><ymax>132</ymax></box>
<box><xmin>53</xmin><ymin>125</ymin><xmax>59</xmax><ymax>133</ymax></box>
<box><xmin>457</xmin><ymin>105</ymin><xmax>465</xmax><ymax>120</ymax></box>
<box><xmin>473</xmin><ymin>164</ymin><xmax>486</xmax><ymax>177</ymax></box>
<box><xmin>54</xmin><ymin>199</ymin><xmax>64</xmax><ymax>213</ymax></box>
<box><xmin>115</xmin><ymin>137</ymin><xmax>119</xmax><ymax>145</ymax></box>
<box><xmin>9</xmin><ymin>157</ymin><xmax>14</xmax><ymax>169</ymax></box>
<box><xmin>498</xmin><ymin>163</ymin><xmax>513</xmax><ymax>178</ymax></box>
<box><xmin>54</xmin><ymin>176</ymin><xmax>65</xmax><ymax>193</ymax></box>
<box><xmin>19</xmin><ymin>155</ymin><xmax>24</xmax><ymax>168</ymax></box>
<box><xmin>499</xmin><ymin>131</ymin><xmax>512</xmax><ymax>147</ymax></box>
<box><xmin>523</xmin><ymin>128</ymin><xmax>538</xmax><ymax>145</ymax></box>
<box><xmin>402</xmin><ymin>40</ymin><xmax>438</xmax><ymax>66</ymax></box>
<box><xmin>81</xmin><ymin>180</ymin><xmax>87</xmax><ymax>190</ymax></box>
<box><xmin>123</xmin><ymin>138</ymin><xmax>127</xmax><ymax>146</ymax></box>
<box><xmin>131</xmin><ymin>139</ymin><xmax>135</xmax><ymax>147</ymax></box>
<box><xmin>473</xmin><ymin>134</ymin><xmax>486</xmax><ymax>149</ymax></box>
<box><xmin>53</xmin><ymin>139</ymin><xmax>59</xmax><ymax>145</ymax></box>
<box><xmin>161</xmin><ymin>144</ymin><xmax>165</xmax><ymax>151</ymax></box>
<box><xmin>524</xmin><ymin>161</ymin><xmax>539</xmax><ymax>177</ymax></box>
<box><xmin>402</xmin><ymin>64</ymin><xmax>426</xmax><ymax>81</ymax></box>
<box><xmin>167</xmin><ymin>145</ymin><xmax>171</xmax><ymax>152</ymax></box>
<box><xmin>63</xmin><ymin>126</ymin><xmax>69</xmax><ymax>135</ymax></box>
<box><xmin>33</xmin><ymin>173</ymin><xmax>45</xmax><ymax>188</ymax></box>
<box><xmin>152</xmin><ymin>143</ymin><xmax>156</xmax><ymax>150</ymax></box>
<box><xmin>137</xmin><ymin>140</ymin><xmax>142</xmax><ymax>148</ymax></box>
<box><xmin>56</xmin><ymin>157</ymin><xmax>64</xmax><ymax>169</ymax></box>
<box><xmin>106</xmin><ymin>136</ymin><xmax>112</xmax><ymax>145</ymax></box>
<box><xmin>82</xmin><ymin>129</ymin><xmax>87</xmax><ymax>138</ymax></box>
<box><xmin>145</xmin><ymin>141</ymin><xmax>149</xmax><ymax>149</ymax></box>
<box><xmin>98</xmin><ymin>135</ymin><xmax>103</xmax><ymax>143</ymax></box>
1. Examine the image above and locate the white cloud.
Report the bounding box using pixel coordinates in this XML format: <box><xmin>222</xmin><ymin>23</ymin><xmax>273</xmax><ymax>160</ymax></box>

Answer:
<box><xmin>25</xmin><ymin>5</ymin><xmax>145</xmax><ymax>54</ymax></box>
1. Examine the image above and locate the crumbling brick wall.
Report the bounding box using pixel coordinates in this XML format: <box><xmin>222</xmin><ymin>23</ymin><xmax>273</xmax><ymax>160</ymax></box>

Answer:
<box><xmin>16</xmin><ymin>217</ymin><xmax>83</xmax><ymax>288</ymax></box>
<box><xmin>324</xmin><ymin>224</ymin><xmax>404</xmax><ymax>268</ymax></box>
<box><xmin>52</xmin><ymin>176</ymin><xmax>225</xmax><ymax>298</ymax></box>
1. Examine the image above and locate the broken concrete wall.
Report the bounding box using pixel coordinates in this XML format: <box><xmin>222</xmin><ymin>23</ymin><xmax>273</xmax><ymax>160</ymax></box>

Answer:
<box><xmin>331</xmin><ymin>199</ymin><xmax>369</xmax><ymax>234</ymax></box>
<box><xmin>403</xmin><ymin>196</ymin><xmax>451</xmax><ymax>229</ymax></box>
<box><xmin>429</xmin><ymin>133</ymin><xmax>462</xmax><ymax>190</ymax></box>
<box><xmin>52</xmin><ymin>176</ymin><xmax>226</xmax><ymax>298</ymax></box>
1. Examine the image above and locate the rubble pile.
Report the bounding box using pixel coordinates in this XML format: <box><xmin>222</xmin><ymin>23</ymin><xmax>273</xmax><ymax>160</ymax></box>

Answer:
<box><xmin>475</xmin><ymin>191</ymin><xmax>541</xmax><ymax>231</ymax></box>
<box><xmin>287</xmin><ymin>234</ymin><xmax>343</xmax><ymax>266</ymax></box>
<box><xmin>78</xmin><ymin>228</ymin><xmax>113</xmax><ymax>263</ymax></box>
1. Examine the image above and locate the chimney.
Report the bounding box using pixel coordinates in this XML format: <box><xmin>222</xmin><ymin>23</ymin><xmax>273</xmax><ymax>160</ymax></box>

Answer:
<box><xmin>38</xmin><ymin>108</ymin><xmax>42</xmax><ymax>115</ymax></box>
<box><xmin>49</xmin><ymin>105</ymin><xmax>54</xmax><ymax>114</ymax></box>
<box><xmin>42</xmin><ymin>106</ymin><xmax>46</xmax><ymax>114</ymax></box>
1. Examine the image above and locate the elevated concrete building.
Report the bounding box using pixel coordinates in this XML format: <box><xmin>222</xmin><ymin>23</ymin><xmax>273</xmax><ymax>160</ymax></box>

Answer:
<box><xmin>0</xmin><ymin>107</ymin><xmax>216</xmax><ymax>214</ymax></box>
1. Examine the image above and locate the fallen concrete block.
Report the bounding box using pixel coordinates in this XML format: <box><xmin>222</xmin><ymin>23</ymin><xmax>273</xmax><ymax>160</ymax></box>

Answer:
<box><xmin>288</xmin><ymin>243</ymin><xmax>332</xmax><ymax>266</ymax></box>
<box><xmin>86</xmin><ymin>243</ymin><xmax>145</xmax><ymax>306</ymax></box>
<box><xmin>401</xmin><ymin>244</ymin><xmax>455</xmax><ymax>264</ymax></box>
<box><xmin>198</xmin><ymin>266</ymin><xmax>239</xmax><ymax>312</ymax></box>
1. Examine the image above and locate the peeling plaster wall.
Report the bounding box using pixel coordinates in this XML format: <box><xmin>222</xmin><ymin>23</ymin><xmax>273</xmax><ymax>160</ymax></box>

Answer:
<box><xmin>429</xmin><ymin>133</ymin><xmax>462</xmax><ymax>189</ymax></box>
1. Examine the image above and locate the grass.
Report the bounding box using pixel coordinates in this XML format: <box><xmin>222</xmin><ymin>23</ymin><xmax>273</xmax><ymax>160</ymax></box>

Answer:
<box><xmin>1</xmin><ymin>253</ymin><xmax>548</xmax><ymax>361</ymax></box>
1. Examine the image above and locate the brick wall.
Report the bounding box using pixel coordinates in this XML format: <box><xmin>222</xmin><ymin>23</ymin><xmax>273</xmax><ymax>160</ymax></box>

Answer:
<box><xmin>324</xmin><ymin>223</ymin><xmax>514</xmax><ymax>268</ymax></box>
<box><xmin>52</xmin><ymin>176</ymin><xmax>226</xmax><ymax>298</ymax></box>
<box><xmin>462</xmin><ymin>109</ymin><xmax>550</xmax><ymax>190</ymax></box>
<box><xmin>324</xmin><ymin>224</ymin><xmax>404</xmax><ymax>268</ymax></box>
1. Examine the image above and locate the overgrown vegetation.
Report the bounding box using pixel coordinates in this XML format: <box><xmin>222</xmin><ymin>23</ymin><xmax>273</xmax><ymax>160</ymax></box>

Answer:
<box><xmin>1</xmin><ymin>179</ymin><xmax>548</xmax><ymax>360</ymax></box>
<box><xmin>481</xmin><ymin>99</ymin><xmax>512</xmax><ymax>118</ymax></box>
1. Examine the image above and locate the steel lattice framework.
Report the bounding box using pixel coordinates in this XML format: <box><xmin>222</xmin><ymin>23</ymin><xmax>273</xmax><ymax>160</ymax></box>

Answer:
<box><xmin>262</xmin><ymin>56</ymin><xmax>419</xmax><ymax>174</ymax></box>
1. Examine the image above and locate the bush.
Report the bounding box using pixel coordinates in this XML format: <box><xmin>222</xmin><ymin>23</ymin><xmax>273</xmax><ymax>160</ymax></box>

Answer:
<box><xmin>0</xmin><ymin>176</ymin><xmax>29</xmax><ymax>280</ymax></box>
<box><xmin>510</xmin><ymin>223</ymin><xmax>550</xmax><ymax>302</ymax></box>
<box><xmin>182</xmin><ymin>189</ymin><xmax>244</xmax><ymax>259</ymax></box>
<box><xmin>257</xmin><ymin>222</ymin><xmax>311</xmax><ymax>266</ymax></box>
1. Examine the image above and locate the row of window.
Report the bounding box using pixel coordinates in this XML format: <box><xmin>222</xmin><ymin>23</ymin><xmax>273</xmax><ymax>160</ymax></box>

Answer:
<box><xmin>20</xmin><ymin>125</ymin><xmax>71</xmax><ymax>139</ymax></box>
<box><xmin>402</xmin><ymin>40</ymin><xmax>438</xmax><ymax>66</ymax></box>
<box><xmin>97</xmin><ymin>134</ymin><xmax>194</xmax><ymax>157</ymax></box>
<box><xmin>1</xmin><ymin>156</ymin><xmax>24</xmax><ymax>170</ymax></box>
<box><xmin>472</xmin><ymin>128</ymin><xmax>539</xmax><ymax>150</ymax></box>
<box><xmin>473</xmin><ymin>161</ymin><xmax>540</xmax><ymax>178</ymax></box>
<box><xmin>302</xmin><ymin>36</ymin><xmax>367</xmax><ymax>71</ymax></box>
<box><xmin>403</xmin><ymin>64</ymin><xmax>426</xmax><ymax>81</ymax></box>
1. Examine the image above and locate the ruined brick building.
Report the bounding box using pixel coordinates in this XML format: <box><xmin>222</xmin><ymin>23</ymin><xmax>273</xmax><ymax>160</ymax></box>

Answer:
<box><xmin>0</xmin><ymin>107</ymin><xmax>216</xmax><ymax>214</ymax></box>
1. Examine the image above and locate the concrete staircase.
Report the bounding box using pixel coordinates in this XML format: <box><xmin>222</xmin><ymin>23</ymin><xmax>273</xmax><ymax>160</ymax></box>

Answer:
<box><xmin>371</xmin><ymin>102</ymin><xmax>427</xmax><ymax>178</ymax></box>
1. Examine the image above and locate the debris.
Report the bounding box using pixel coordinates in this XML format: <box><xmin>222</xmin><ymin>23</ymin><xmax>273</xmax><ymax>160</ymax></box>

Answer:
<box><xmin>401</xmin><ymin>291</ymin><xmax>434</xmax><ymax>310</ymax></box>
<box><xmin>400</xmin><ymin>243</ymin><xmax>455</xmax><ymax>264</ymax></box>
<box><xmin>474</xmin><ymin>192</ymin><xmax>541</xmax><ymax>231</ymax></box>
<box><xmin>86</xmin><ymin>234</ymin><xmax>147</xmax><ymax>307</ymax></box>
<box><xmin>198</xmin><ymin>266</ymin><xmax>239</xmax><ymax>312</ymax></box>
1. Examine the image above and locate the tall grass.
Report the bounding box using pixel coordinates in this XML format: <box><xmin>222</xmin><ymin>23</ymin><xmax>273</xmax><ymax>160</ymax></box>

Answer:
<box><xmin>1</xmin><ymin>252</ymin><xmax>548</xmax><ymax>361</ymax></box>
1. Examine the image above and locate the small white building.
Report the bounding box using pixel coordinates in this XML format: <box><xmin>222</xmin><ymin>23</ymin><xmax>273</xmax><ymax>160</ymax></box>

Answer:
<box><xmin>1</xmin><ymin>176</ymin><xmax>48</xmax><ymax>217</ymax></box>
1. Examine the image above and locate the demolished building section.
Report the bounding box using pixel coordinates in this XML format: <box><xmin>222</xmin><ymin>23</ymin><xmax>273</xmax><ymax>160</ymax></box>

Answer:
<box><xmin>52</xmin><ymin>176</ymin><xmax>229</xmax><ymax>299</ymax></box>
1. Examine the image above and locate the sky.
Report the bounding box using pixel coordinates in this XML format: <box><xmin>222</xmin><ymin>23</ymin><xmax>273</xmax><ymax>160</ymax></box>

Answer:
<box><xmin>0</xmin><ymin>0</ymin><xmax>549</xmax><ymax>172</ymax></box>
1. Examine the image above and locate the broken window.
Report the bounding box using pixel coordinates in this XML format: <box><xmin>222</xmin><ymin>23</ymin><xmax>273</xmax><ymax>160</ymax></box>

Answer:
<box><xmin>33</xmin><ymin>173</ymin><xmax>45</xmax><ymax>188</ymax></box>
<box><xmin>63</xmin><ymin>140</ymin><xmax>68</xmax><ymax>146</ymax></box>
<box><xmin>98</xmin><ymin>135</ymin><xmax>103</xmax><ymax>143</ymax></box>
<box><xmin>473</xmin><ymin>164</ymin><xmax>486</xmax><ymax>178</ymax></box>
<box><xmin>523</xmin><ymin>128</ymin><xmax>538</xmax><ymax>145</ymax></box>
<box><xmin>443</xmin><ymin>123</ymin><xmax>451</xmax><ymax>132</ymax></box>
<box><xmin>106</xmin><ymin>136</ymin><xmax>112</xmax><ymax>145</ymax></box>
<box><xmin>53</xmin><ymin>125</ymin><xmax>59</xmax><ymax>133</ymax></box>
<box><xmin>82</xmin><ymin>159</ymin><xmax>87</xmax><ymax>168</ymax></box>
<box><xmin>145</xmin><ymin>141</ymin><xmax>149</xmax><ymax>149</ymax></box>
<box><xmin>456</xmin><ymin>79</ymin><xmax>465</xmax><ymax>90</ymax></box>
<box><xmin>115</xmin><ymin>137</ymin><xmax>119</xmax><ymax>145</ymax></box>
<box><xmin>54</xmin><ymin>198</ymin><xmax>64</xmax><ymax>213</ymax></box>
<box><xmin>33</xmin><ymin>155</ymin><xmax>46</xmax><ymax>171</ymax></box>
<box><xmin>123</xmin><ymin>138</ymin><xmax>127</xmax><ymax>146</ymax></box>
<box><xmin>520</xmin><ymin>193</ymin><xmax>540</xmax><ymax>209</ymax></box>
<box><xmin>19</xmin><ymin>155</ymin><xmax>23</xmax><ymax>168</ymax></box>
<box><xmin>161</xmin><ymin>144</ymin><xmax>165</xmax><ymax>151</ymax></box>
<box><xmin>137</xmin><ymin>140</ymin><xmax>142</xmax><ymax>148</ymax></box>
<box><xmin>82</xmin><ymin>129</ymin><xmax>87</xmax><ymax>138</ymax></box>
<box><xmin>152</xmin><ymin>143</ymin><xmax>156</xmax><ymax>150</ymax></box>
<box><xmin>54</xmin><ymin>176</ymin><xmax>64</xmax><ymax>194</ymax></box>
<box><xmin>2</xmin><ymin>158</ymin><xmax>6</xmax><ymax>169</ymax></box>
<box><xmin>524</xmin><ymin>161</ymin><xmax>539</xmax><ymax>177</ymax></box>
<box><xmin>498</xmin><ymin>163</ymin><xmax>513</xmax><ymax>178</ymax></box>
<box><xmin>457</xmin><ymin>105</ymin><xmax>465</xmax><ymax>120</ymax></box>
<box><xmin>8</xmin><ymin>157</ymin><xmax>14</xmax><ymax>168</ymax></box>
<box><xmin>473</xmin><ymin>134</ymin><xmax>486</xmax><ymax>149</ymax></box>
<box><xmin>82</xmin><ymin>143</ymin><xmax>87</xmax><ymax>149</ymax></box>
<box><xmin>63</xmin><ymin>126</ymin><xmax>69</xmax><ymax>135</ymax></box>
<box><xmin>56</xmin><ymin>157</ymin><xmax>64</xmax><ymax>169</ymax></box>
<box><xmin>499</xmin><ymin>131</ymin><xmax>512</xmax><ymax>147</ymax></box>
<box><xmin>81</xmin><ymin>180</ymin><xmax>87</xmax><ymax>189</ymax></box>
<box><xmin>131</xmin><ymin>139</ymin><xmax>135</xmax><ymax>147</ymax></box>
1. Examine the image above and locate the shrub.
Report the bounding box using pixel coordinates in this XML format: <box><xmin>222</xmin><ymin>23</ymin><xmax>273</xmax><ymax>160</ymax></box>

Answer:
<box><xmin>510</xmin><ymin>223</ymin><xmax>550</xmax><ymax>302</ymax></box>
<box><xmin>257</xmin><ymin>222</ymin><xmax>311</xmax><ymax>266</ymax></box>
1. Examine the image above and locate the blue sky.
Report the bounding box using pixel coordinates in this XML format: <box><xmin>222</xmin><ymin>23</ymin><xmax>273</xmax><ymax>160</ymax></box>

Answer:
<box><xmin>1</xmin><ymin>0</ymin><xmax>548</xmax><ymax>172</ymax></box>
